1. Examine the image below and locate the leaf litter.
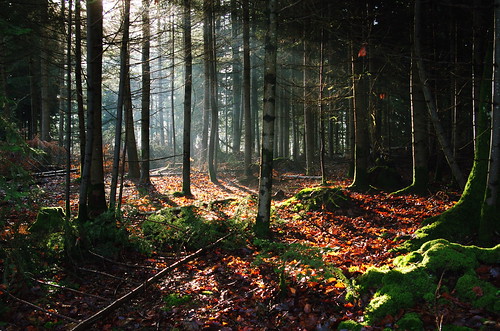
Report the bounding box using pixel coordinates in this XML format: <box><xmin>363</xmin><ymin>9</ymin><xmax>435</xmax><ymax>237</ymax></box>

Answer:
<box><xmin>1</xmin><ymin>168</ymin><xmax>480</xmax><ymax>330</ymax></box>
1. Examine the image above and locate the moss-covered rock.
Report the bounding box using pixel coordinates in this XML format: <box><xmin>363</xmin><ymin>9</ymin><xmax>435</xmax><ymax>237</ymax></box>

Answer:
<box><xmin>29</xmin><ymin>207</ymin><xmax>66</xmax><ymax>233</ymax></box>
<box><xmin>280</xmin><ymin>186</ymin><xmax>349</xmax><ymax>212</ymax></box>
<box><xmin>352</xmin><ymin>239</ymin><xmax>500</xmax><ymax>326</ymax></box>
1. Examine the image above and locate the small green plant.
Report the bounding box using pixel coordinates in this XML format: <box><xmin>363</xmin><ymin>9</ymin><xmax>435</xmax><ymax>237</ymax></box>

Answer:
<box><xmin>162</xmin><ymin>293</ymin><xmax>192</xmax><ymax>310</ymax></box>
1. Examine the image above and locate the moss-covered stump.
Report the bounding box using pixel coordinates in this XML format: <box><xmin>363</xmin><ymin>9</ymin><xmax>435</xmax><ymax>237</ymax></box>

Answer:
<box><xmin>342</xmin><ymin>239</ymin><xmax>500</xmax><ymax>329</ymax></box>
<box><xmin>279</xmin><ymin>186</ymin><xmax>350</xmax><ymax>212</ymax></box>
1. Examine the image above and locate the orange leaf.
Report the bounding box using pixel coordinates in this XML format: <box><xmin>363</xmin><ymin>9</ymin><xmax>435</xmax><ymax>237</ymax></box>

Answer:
<box><xmin>358</xmin><ymin>45</ymin><xmax>367</xmax><ymax>57</ymax></box>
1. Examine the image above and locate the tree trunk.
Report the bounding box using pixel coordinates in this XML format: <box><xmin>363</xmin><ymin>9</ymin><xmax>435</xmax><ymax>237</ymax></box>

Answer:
<box><xmin>79</xmin><ymin>0</ymin><xmax>106</xmax><ymax>220</ymax></box>
<box><xmin>303</xmin><ymin>36</ymin><xmax>314</xmax><ymax>175</ymax></box>
<box><xmin>75</xmin><ymin>0</ymin><xmax>85</xmax><ymax>169</ymax></box>
<box><xmin>110</xmin><ymin>0</ymin><xmax>130</xmax><ymax>210</ymax></box>
<box><xmin>242</xmin><ymin>0</ymin><xmax>252</xmax><ymax>178</ymax></box>
<box><xmin>65</xmin><ymin>0</ymin><xmax>73</xmax><ymax>219</ymax></box>
<box><xmin>124</xmin><ymin>70</ymin><xmax>140</xmax><ymax>179</ymax></box>
<box><xmin>170</xmin><ymin>11</ymin><xmax>177</xmax><ymax>163</ymax></box>
<box><xmin>140</xmin><ymin>0</ymin><xmax>151</xmax><ymax>186</ymax></box>
<box><xmin>255</xmin><ymin>0</ymin><xmax>277</xmax><ymax>239</ymax></box>
<box><xmin>349</xmin><ymin>43</ymin><xmax>370</xmax><ymax>190</ymax></box>
<box><xmin>414</xmin><ymin>0</ymin><xmax>466</xmax><ymax>190</ymax></box>
<box><xmin>395</xmin><ymin>54</ymin><xmax>428</xmax><ymax>195</ymax></box>
<box><xmin>202</xmin><ymin>0</ymin><xmax>211</xmax><ymax>165</ymax></box>
<box><xmin>207</xmin><ymin>0</ymin><xmax>219</xmax><ymax>184</ymax></box>
<box><xmin>231</xmin><ymin>0</ymin><xmax>242</xmax><ymax>155</ymax></box>
<box><xmin>182</xmin><ymin>0</ymin><xmax>193</xmax><ymax>196</ymax></box>
<box><xmin>480</xmin><ymin>0</ymin><xmax>500</xmax><ymax>245</ymax></box>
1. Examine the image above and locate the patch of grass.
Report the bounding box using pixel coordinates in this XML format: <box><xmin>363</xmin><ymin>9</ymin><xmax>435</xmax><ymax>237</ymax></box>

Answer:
<box><xmin>162</xmin><ymin>293</ymin><xmax>193</xmax><ymax>310</ymax></box>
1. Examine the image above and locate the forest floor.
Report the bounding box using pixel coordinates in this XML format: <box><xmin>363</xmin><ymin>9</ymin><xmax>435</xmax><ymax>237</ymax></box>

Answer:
<box><xmin>3</xmin><ymin>163</ymin><xmax>494</xmax><ymax>330</ymax></box>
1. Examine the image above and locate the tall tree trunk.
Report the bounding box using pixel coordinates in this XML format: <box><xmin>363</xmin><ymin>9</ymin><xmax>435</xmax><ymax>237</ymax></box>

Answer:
<box><xmin>349</xmin><ymin>43</ymin><xmax>370</xmax><ymax>190</ymax></box>
<box><xmin>319</xmin><ymin>30</ymin><xmax>326</xmax><ymax>185</ymax></box>
<box><xmin>124</xmin><ymin>70</ymin><xmax>140</xmax><ymax>178</ymax></box>
<box><xmin>303</xmin><ymin>36</ymin><xmax>314</xmax><ymax>175</ymax></box>
<box><xmin>231</xmin><ymin>0</ymin><xmax>242</xmax><ymax>154</ymax></box>
<box><xmin>40</xmin><ymin>39</ymin><xmax>51</xmax><ymax>141</ymax></box>
<box><xmin>395</xmin><ymin>55</ymin><xmax>429</xmax><ymax>195</ymax></box>
<box><xmin>75</xmin><ymin>0</ymin><xmax>85</xmax><ymax>169</ymax></box>
<box><xmin>65</xmin><ymin>0</ymin><xmax>73</xmax><ymax>219</ymax></box>
<box><xmin>182</xmin><ymin>0</ymin><xmax>193</xmax><ymax>196</ymax></box>
<box><xmin>242</xmin><ymin>0</ymin><xmax>252</xmax><ymax>178</ymax></box>
<box><xmin>170</xmin><ymin>11</ymin><xmax>177</xmax><ymax>162</ymax></box>
<box><xmin>208</xmin><ymin>4</ymin><xmax>219</xmax><ymax>184</ymax></box>
<box><xmin>480</xmin><ymin>0</ymin><xmax>500</xmax><ymax>245</ymax></box>
<box><xmin>414</xmin><ymin>0</ymin><xmax>466</xmax><ymax>189</ymax></box>
<box><xmin>202</xmin><ymin>0</ymin><xmax>211</xmax><ymax>165</ymax></box>
<box><xmin>79</xmin><ymin>0</ymin><xmax>106</xmax><ymax>220</ymax></box>
<box><xmin>255</xmin><ymin>0</ymin><xmax>277</xmax><ymax>239</ymax></box>
<box><xmin>110</xmin><ymin>0</ymin><xmax>130</xmax><ymax>210</ymax></box>
<box><xmin>140</xmin><ymin>0</ymin><xmax>151</xmax><ymax>186</ymax></box>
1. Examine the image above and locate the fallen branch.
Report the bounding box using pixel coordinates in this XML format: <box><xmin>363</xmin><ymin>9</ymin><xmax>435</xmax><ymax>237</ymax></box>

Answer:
<box><xmin>32</xmin><ymin>278</ymin><xmax>110</xmax><ymax>301</ymax></box>
<box><xmin>281</xmin><ymin>174</ymin><xmax>322</xmax><ymax>179</ymax></box>
<box><xmin>6</xmin><ymin>290</ymin><xmax>79</xmax><ymax>323</ymax></box>
<box><xmin>70</xmin><ymin>233</ymin><xmax>231</xmax><ymax>331</ymax></box>
<box><xmin>89</xmin><ymin>250</ymin><xmax>155</xmax><ymax>269</ymax></box>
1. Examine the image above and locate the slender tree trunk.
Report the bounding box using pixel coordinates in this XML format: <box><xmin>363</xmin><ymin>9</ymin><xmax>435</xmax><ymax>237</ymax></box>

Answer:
<box><xmin>140</xmin><ymin>0</ymin><xmax>151</xmax><ymax>186</ymax></box>
<box><xmin>75</xmin><ymin>0</ymin><xmax>85</xmax><ymax>169</ymax></box>
<box><xmin>202</xmin><ymin>0</ymin><xmax>211</xmax><ymax>165</ymax></box>
<box><xmin>396</xmin><ymin>55</ymin><xmax>428</xmax><ymax>194</ymax></box>
<box><xmin>231</xmin><ymin>0</ymin><xmax>242</xmax><ymax>154</ymax></box>
<box><xmin>349</xmin><ymin>43</ymin><xmax>370</xmax><ymax>190</ymax></box>
<box><xmin>319</xmin><ymin>30</ymin><xmax>326</xmax><ymax>185</ymax></box>
<box><xmin>170</xmin><ymin>11</ymin><xmax>177</xmax><ymax>162</ymax></box>
<box><xmin>182</xmin><ymin>0</ymin><xmax>193</xmax><ymax>196</ymax></box>
<box><xmin>303</xmin><ymin>36</ymin><xmax>314</xmax><ymax>175</ymax></box>
<box><xmin>65</xmin><ymin>0</ymin><xmax>72</xmax><ymax>219</ymax></box>
<box><xmin>40</xmin><ymin>40</ymin><xmax>51</xmax><ymax>141</ymax></box>
<box><xmin>0</xmin><ymin>43</ymin><xmax>9</xmax><ymax>119</ymax></box>
<box><xmin>206</xmin><ymin>0</ymin><xmax>219</xmax><ymax>184</ymax></box>
<box><xmin>242</xmin><ymin>0</ymin><xmax>252</xmax><ymax>178</ymax></box>
<box><xmin>110</xmin><ymin>0</ymin><xmax>130</xmax><ymax>210</ymax></box>
<box><xmin>255</xmin><ymin>0</ymin><xmax>277</xmax><ymax>239</ymax></box>
<box><xmin>414</xmin><ymin>0</ymin><xmax>466</xmax><ymax>189</ymax></box>
<box><xmin>124</xmin><ymin>70</ymin><xmax>140</xmax><ymax>178</ymax></box>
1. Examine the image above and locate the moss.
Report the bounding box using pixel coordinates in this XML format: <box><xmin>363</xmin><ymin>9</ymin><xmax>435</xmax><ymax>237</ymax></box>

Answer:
<box><xmin>355</xmin><ymin>240</ymin><xmax>499</xmax><ymax>325</ymax></box>
<box><xmin>395</xmin><ymin>312</ymin><xmax>424</xmax><ymax>331</ymax></box>
<box><xmin>280</xmin><ymin>186</ymin><xmax>349</xmax><ymax>212</ymax></box>
<box><xmin>29</xmin><ymin>207</ymin><xmax>66</xmax><ymax>233</ymax></box>
<box><xmin>455</xmin><ymin>274</ymin><xmax>499</xmax><ymax>312</ymax></box>
<box><xmin>419</xmin><ymin>240</ymin><xmax>478</xmax><ymax>272</ymax></box>
<box><xmin>337</xmin><ymin>319</ymin><xmax>363</xmax><ymax>331</ymax></box>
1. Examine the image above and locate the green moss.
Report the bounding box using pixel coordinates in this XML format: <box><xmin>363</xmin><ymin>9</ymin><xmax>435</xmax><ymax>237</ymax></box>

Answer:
<box><xmin>280</xmin><ymin>186</ymin><xmax>349</xmax><ymax>212</ymax></box>
<box><xmin>29</xmin><ymin>207</ymin><xmax>66</xmax><ymax>233</ymax></box>
<box><xmin>455</xmin><ymin>274</ymin><xmax>499</xmax><ymax>312</ymax></box>
<box><xmin>395</xmin><ymin>312</ymin><xmax>423</xmax><ymax>330</ymax></box>
<box><xmin>337</xmin><ymin>320</ymin><xmax>363</xmax><ymax>331</ymax></box>
<box><xmin>355</xmin><ymin>240</ymin><xmax>499</xmax><ymax>325</ymax></box>
<box><xmin>419</xmin><ymin>240</ymin><xmax>478</xmax><ymax>272</ymax></box>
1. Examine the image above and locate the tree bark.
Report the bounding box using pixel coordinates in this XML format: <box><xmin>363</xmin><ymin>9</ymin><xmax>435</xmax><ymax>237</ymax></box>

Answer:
<box><xmin>414</xmin><ymin>0</ymin><xmax>466</xmax><ymax>190</ymax></box>
<box><xmin>480</xmin><ymin>0</ymin><xmax>500</xmax><ymax>245</ymax></box>
<box><xmin>182</xmin><ymin>0</ymin><xmax>193</xmax><ymax>196</ymax></box>
<box><xmin>242</xmin><ymin>0</ymin><xmax>252</xmax><ymax>178</ymax></box>
<box><xmin>140</xmin><ymin>0</ymin><xmax>151</xmax><ymax>186</ymax></box>
<box><xmin>255</xmin><ymin>0</ymin><xmax>277</xmax><ymax>239</ymax></box>
<box><xmin>231</xmin><ymin>0</ymin><xmax>242</xmax><ymax>155</ymax></box>
<box><xmin>75</xmin><ymin>0</ymin><xmax>85</xmax><ymax>169</ymax></box>
<box><xmin>110</xmin><ymin>0</ymin><xmax>130</xmax><ymax>210</ymax></box>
